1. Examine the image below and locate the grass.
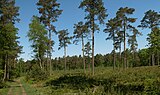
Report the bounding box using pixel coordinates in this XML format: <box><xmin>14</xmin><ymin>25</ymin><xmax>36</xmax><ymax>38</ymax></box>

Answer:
<box><xmin>0</xmin><ymin>80</ymin><xmax>21</xmax><ymax>95</ymax></box>
<box><xmin>0</xmin><ymin>87</ymin><xmax>9</xmax><ymax>95</ymax></box>
<box><xmin>20</xmin><ymin>77</ymin><xmax>44</xmax><ymax>95</ymax></box>
<box><xmin>1</xmin><ymin>66</ymin><xmax>160</xmax><ymax>95</ymax></box>
<box><xmin>43</xmin><ymin>66</ymin><xmax>160</xmax><ymax>94</ymax></box>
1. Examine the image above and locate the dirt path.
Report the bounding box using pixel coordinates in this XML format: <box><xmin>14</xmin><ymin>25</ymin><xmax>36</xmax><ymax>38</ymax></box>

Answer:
<box><xmin>18</xmin><ymin>80</ymin><xmax>27</xmax><ymax>95</ymax></box>
<box><xmin>7</xmin><ymin>79</ymin><xmax>27</xmax><ymax>95</ymax></box>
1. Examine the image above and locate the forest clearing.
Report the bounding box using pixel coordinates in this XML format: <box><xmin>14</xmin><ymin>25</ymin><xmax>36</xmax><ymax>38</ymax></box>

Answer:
<box><xmin>0</xmin><ymin>0</ymin><xmax>160</xmax><ymax>95</ymax></box>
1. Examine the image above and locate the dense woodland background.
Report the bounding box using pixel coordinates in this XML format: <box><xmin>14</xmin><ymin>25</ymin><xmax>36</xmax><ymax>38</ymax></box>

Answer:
<box><xmin>0</xmin><ymin>0</ymin><xmax>160</xmax><ymax>94</ymax></box>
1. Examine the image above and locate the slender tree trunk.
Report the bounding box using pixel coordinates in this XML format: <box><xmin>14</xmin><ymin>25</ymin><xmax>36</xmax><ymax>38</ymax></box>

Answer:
<box><xmin>64</xmin><ymin>46</ymin><xmax>67</xmax><ymax>71</ymax></box>
<box><xmin>152</xmin><ymin>53</ymin><xmax>155</xmax><ymax>66</ymax></box>
<box><xmin>113</xmin><ymin>36</ymin><xmax>116</xmax><ymax>69</ymax></box>
<box><xmin>91</xmin><ymin>16</ymin><xmax>95</xmax><ymax>76</ymax></box>
<box><xmin>46</xmin><ymin>52</ymin><xmax>49</xmax><ymax>71</ymax></box>
<box><xmin>49</xmin><ymin>29</ymin><xmax>52</xmax><ymax>75</ymax></box>
<box><xmin>119</xmin><ymin>44</ymin><xmax>122</xmax><ymax>68</ymax></box>
<box><xmin>123</xmin><ymin>21</ymin><xmax>126</xmax><ymax>69</ymax></box>
<box><xmin>149</xmin><ymin>55</ymin><xmax>151</xmax><ymax>66</ymax></box>
<box><xmin>38</xmin><ymin>50</ymin><xmax>42</xmax><ymax>69</ymax></box>
<box><xmin>7</xmin><ymin>56</ymin><xmax>9</xmax><ymax>80</ymax></box>
<box><xmin>56</xmin><ymin>59</ymin><xmax>57</xmax><ymax>70</ymax></box>
<box><xmin>88</xmin><ymin>56</ymin><xmax>91</xmax><ymax>74</ymax></box>
<box><xmin>113</xmin><ymin>49</ymin><xmax>116</xmax><ymax>70</ymax></box>
<box><xmin>158</xmin><ymin>52</ymin><xmax>160</xmax><ymax>66</ymax></box>
<box><xmin>3</xmin><ymin>55</ymin><xmax>7</xmax><ymax>82</ymax></box>
<box><xmin>82</xmin><ymin>36</ymin><xmax>86</xmax><ymax>73</ymax></box>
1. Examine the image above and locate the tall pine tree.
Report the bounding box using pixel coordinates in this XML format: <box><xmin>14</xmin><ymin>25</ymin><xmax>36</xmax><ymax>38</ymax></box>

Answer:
<box><xmin>37</xmin><ymin>0</ymin><xmax>62</xmax><ymax>75</ymax></box>
<box><xmin>79</xmin><ymin>0</ymin><xmax>107</xmax><ymax>75</ymax></box>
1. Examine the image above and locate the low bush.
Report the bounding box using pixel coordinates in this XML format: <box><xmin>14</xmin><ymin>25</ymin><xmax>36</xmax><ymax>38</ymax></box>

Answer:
<box><xmin>26</xmin><ymin>64</ymin><xmax>49</xmax><ymax>81</ymax></box>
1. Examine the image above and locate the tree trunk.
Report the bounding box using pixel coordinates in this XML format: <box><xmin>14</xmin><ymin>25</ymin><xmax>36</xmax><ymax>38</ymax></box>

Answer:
<box><xmin>123</xmin><ymin>21</ymin><xmax>126</xmax><ymax>69</ymax></box>
<box><xmin>38</xmin><ymin>50</ymin><xmax>43</xmax><ymax>69</ymax></box>
<box><xmin>113</xmin><ymin>32</ymin><xmax>116</xmax><ymax>70</ymax></box>
<box><xmin>119</xmin><ymin>44</ymin><xmax>122</xmax><ymax>68</ymax></box>
<box><xmin>49</xmin><ymin>29</ymin><xmax>52</xmax><ymax>75</ymax></box>
<box><xmin>91</xmin><ymin>16</ymin><xmax>95</xmax><ymax>76</ymax></box>
<box><xmin>82</xmin><ymin>36</ymin><xmax>86</xmax><ymax>73</ymax></box>
<box><xmin>152</xmin><ymin>53</ymin><xmax>155</xmax><ymax>66</ymax></box>
<box><xmin>55</xmin><ymin>59</ymin><xmax>57</xmax><ymax>70</ymax></box>
<box><xmin>64</xmin><ymin>46</ymin><xmax>67</xmax><ymax>71</ymax></box>
<box><xmin>158</xmin><ymin>52</ymin><xmax>160</xmax><ymax>66</ymax></box>
<box><xmin>88</xmin><ymin>57</ymin><xmax>91</xmax><ymax>74</ymax></box>
<box><xmin>46</xmin><ymin>52</ymin><xmax>49</xmax><ymax>71</ymax></box>
<box><xmin>113</xmin><ymin>49</ymin><xmax>116</xmax><ymax>70</ymax></box>
<box><xmin>7</xmin><ymin>56</ymin><xmax>10</xmax><ymax>80</ymax></box>
<box><xmin>3</xmin><ymin>55</ymin><xmax>7</xmax><ymax>82</ymax></box>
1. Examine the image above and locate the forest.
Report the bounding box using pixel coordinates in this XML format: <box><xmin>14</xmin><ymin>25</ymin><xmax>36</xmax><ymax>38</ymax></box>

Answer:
<box><xmin>0</xmin><ymin>0</ymin><xmax>160</xmax><ymax>95</ymax></box>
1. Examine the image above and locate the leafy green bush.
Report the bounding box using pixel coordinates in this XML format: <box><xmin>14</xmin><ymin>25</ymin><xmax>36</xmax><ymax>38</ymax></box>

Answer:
<box><xmin>26</xmin><ymin>64</ymin><xmax>48</xmax><ymax>81</ymax></box>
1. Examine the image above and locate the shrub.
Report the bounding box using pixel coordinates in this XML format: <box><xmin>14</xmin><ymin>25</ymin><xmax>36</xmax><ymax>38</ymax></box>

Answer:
<box><xmin>26</xmin><ymin>64</ymin><xmax>48</xmax><ymax>81</ymax></box>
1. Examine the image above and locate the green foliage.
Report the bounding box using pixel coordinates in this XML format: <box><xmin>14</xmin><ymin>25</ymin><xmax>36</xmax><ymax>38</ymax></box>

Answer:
<box><xmin>58</xmin><ymin>29</ymin><xmax>71</xmax><ymax>50</ymax></box>
<box><xmin>73</xmin><ymin>21</ymin><xmax>89</xmax><ymax>45</ymax></box>
<box><xmin>26</xmin><ymin>64</ymin><xmax>49</xmax><ymax>81</ymax></box>
<box><xmin>44</xmin><ymin>66</ymin><xmax>160</xmax><ymax>94</ymax></box>
<box><xmin>0</xmin><ymin>0</ymin><xmax>21</xmax><ymax>81</ymax></box>
<box><xmin>37</xmin><ymin>0</ymin><xmax>62</xmax><ymax>31</ymax></box>
<box><xmin>28</xmin><ymin>16</ymin><xmax>48</xmax><ymax>69</ymax></box>
<box><xmin>139</xmin><ymin>10</ymin><xmax>160</xmax><ymax>65</ymax></box>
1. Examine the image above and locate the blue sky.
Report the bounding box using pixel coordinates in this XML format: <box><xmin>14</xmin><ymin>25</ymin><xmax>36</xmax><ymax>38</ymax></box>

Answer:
<box><xmin>15</xmin><ymin>0</ymin><xmax>160</xmax><ymax>61</ymax></box>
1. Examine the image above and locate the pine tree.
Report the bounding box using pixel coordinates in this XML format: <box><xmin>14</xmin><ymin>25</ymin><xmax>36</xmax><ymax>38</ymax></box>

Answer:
<box><xmin>37</xmin><ymin>0</ymin><xmax>62</xmax><ymax>75</ymax></box>
<box><xmin>116</xmin><ymin>7</ymin><xmax>136</xmax><ymax>68</ymax></box>
<box><xmin>79</xmin><ymin>0</ymin><xmax>107</xmax><ymax>75</ymax></box>
<box><xmin>104</xmin><ymin>17</ymin><xmax>121</xmax><ymax>69</ymax></box>
<box><xmin>58</xmin><ymin>29</ymin><xmax>71</xmax><ymax>71</ymax></box>
<box><xmin>138</xmin><ymin>10</ymin><xmax>160</xmax><ymax>66</ymax></box>
<box><xmin>127</xmin><ymin>26</ymin><xmax>142</xmax><ymax>67</ymax></box>
<box><xmin>0</xmin><ymin>0</ymin><xmax>21</xmax><ymax>81</ymax></box>
<box><xmin>73</xmin><ymin>21</ymin><xmax>89</xmax><ymax>73</ymax></box>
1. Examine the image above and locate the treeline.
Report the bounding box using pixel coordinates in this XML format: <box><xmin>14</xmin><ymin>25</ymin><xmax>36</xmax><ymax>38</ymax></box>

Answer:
<box><xmin>19</xmin><ymin>48</ymin><xmax>155</xmax><ymax>72</ymax></box>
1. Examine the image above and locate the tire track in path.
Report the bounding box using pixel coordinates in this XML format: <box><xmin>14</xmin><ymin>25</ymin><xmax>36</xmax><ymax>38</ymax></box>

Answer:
<box><xmin>7</xmin><ymin>79</ymin><xmax>27</xmax><ymax>95</ymax></box>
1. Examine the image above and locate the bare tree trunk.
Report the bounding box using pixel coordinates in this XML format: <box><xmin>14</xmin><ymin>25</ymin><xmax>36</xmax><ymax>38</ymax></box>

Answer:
<box><xmin>88</xmin><ymin>57</ymin><xmax>91</xmax><ymax>74</ymax></box>
<box><xmin>38</xmin><ymin>50</ymin><xmax>42</xmax><ymax>69</ymax></box>
<box><xmin>152</xmin><ymin>53</ymin><xmax>155</xmax><ymax>66</ymax></box>
<box><xmin>113</xmin><ymin>33</ymin><xmax>116</xmax><ymax>70</ymax></box>
<box><xmin>3</xmin><ymin>55</ymin><xmax>7</xmax><ymax>82</ymax></box>
<box><xmin>113</xmin><ymin>49</ymin><xmax>116</xmax><ymax>70</ymax></box>
<box><xmin>64</xmin><ymin>46</ymin><xmax>67</xmax><ymax>71</ymax></box>
<box><xmin>82</xmin><ymin>36</ymin><xmax>86</xmax><ymax>73</ymax></box>
<box><xmin>119</xmin><ymin>44</ymin><xmax>122</xmax><ymax>68</ymax></box>
<box><xmin>149</xmin><ymin>55</ymin><xmax>151</xmax><ymax>66</ymax></box>
<box><xmin>49</xmin><ymin>29</ymin><xmax>52</xmax><ymax>75</ymax></box>
<box><xmin>7</xmin><ymin>56</ymin><xmax>10</xmax><ymax>80</ymax></box>
<box><xmin>158</xmin><ymin>52</ymin><xmax>160</xmax><ymax>66</ymax></box>
<box><xmin>91</xmin><ymin>16</ymin><xmax>95</xmax><ymax>76</ymax></box>
<box><xmin>46</xmin><ymin>52</ymin><xmax>49</xmax><ymax>71</ymax></box>
<box><xmin>123</xmin><ymin>21</ymin><xmax>126</xmax><ymax>69</ymax></box>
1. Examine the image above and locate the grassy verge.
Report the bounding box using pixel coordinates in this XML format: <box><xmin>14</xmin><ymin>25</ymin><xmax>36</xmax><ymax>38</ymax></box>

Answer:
<box><xmin>0</xmin><ymin>87</ymin><xmax>9</xmax><ymax>95</ymax></box>
<box><xmin>20</xmin><ymin>77</ymin><xmax>46</xmax><ymax>95</ymax></box>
